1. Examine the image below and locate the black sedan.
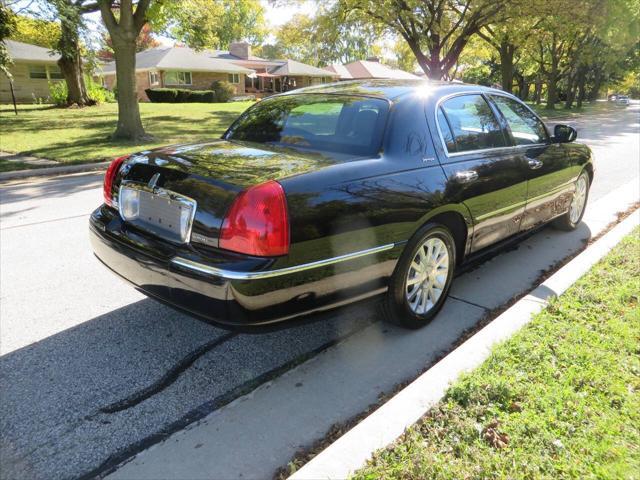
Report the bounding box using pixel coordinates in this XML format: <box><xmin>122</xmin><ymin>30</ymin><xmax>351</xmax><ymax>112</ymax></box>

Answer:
<box><xmin>90</xmin><ymin>80</ymin><xmax>593</xmax><ymax>329</ymax></box>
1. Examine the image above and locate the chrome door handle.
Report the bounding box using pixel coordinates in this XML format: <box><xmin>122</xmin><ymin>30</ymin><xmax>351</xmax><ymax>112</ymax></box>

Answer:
<box><xmin>454</xmin><ymin>170</ymin><xmax>479</xmax><ymax>183</ymax></box>
<box><xmin>527</xmin><ymin>158</ymin><xmax>543</xmax><ymax>170</ymax></box>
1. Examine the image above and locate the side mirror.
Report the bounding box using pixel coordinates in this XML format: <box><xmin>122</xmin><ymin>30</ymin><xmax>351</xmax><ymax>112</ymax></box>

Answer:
<box><xmin>553</xmin><ymin>124</ymin><xmax>577</xmax><ymax>143</ymax></box>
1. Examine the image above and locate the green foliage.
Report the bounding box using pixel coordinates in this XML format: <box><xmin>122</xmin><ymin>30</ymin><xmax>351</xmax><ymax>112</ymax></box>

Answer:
<box><xmin>49</xmin><ymin>78</ymin><xmax>115</xmax><ymax>106</ymax></box>
<box><xmin>48</xmin><ymin>81</ymin><xmax>68</xmax><ymax>106</ymax></box>
<box><xmin>10</xmin><ymin>14</ymin><xmax>61</xmax><ymax>49</ymax></box>
<box><xmin>211</xmin><ymin>80</ymin><xmax>236</xmax><ymax>103</ymax></box>
<box><xmin>0</xmin><ymin>5</ymin><xmax>17</xmax><ymax>78</ymax></box>
<box><xmin>145</xmin><ymin>87</ymin><xmax>235</xmax><ymax>103</ymax></box>
<box><xmin>354</xmin><ymin>228</ymin><xmax>640</xmax><ymax>480</ymax></box>
<box><xmin>167</xmin><ymin>0</ymin><xmax>266</xmax><ymax>49</ymax></box>
<box><xmin>86</xmin><ymin>79</ymin><xmax>115</xmax><ymax>104</ymax></box>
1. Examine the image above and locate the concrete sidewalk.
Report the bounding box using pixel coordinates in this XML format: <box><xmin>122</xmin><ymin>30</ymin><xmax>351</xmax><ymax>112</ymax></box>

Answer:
<box><xmin>106</xmin><ymin>180</ymin><xmax>639</xmax><ymax>480</ymax></box>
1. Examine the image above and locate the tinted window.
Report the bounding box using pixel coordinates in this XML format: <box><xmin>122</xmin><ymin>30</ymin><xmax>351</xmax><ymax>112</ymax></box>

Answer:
<box><xmin>491</xmin><ymin>95</ymin><xmax>547</xmax><ymax>145</ymax></box>
<box><xmin>226</xmin><ymin>94</ymin><xmax>389</xmax><ymax>156</ymax></box>
<box><xmin>440</xmin><ymin>94</ymin><xmax>506</xmax><ymax>153</ymax></box>
<box><xmin>437</xmin><ymin>107</ymin><xmax>457</xmax><ymax>153</ymax></box>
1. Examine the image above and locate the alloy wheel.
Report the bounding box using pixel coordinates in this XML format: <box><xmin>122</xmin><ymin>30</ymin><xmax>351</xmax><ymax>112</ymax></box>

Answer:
<box><xmin>405</xmin><ymin>237</ymin><xmax>450</xmax><ymax>314</ymax></box>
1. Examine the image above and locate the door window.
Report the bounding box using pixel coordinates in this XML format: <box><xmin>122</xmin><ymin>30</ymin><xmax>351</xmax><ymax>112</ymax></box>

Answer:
<box><xmin>491</xmin><ymin>95</ymin><xmax>548</xmax><ymax>145</ymax></box>
<box><xmin>440</xmin><ymin>94</ymin><xmax>506</xmax><ymax>153</ymax></box>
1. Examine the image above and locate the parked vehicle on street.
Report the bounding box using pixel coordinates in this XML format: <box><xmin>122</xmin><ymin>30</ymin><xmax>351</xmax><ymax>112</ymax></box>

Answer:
<box><xmin>616</xmin><ymin>95</ymin><xmax>630</xmax><ymax>106</ymax></box>
<box><xmin>608</xmin><ymin>94</ymin><xmax>618</xmax><ymax>101</ymax></box>
<box><xmin>90</xmin><ymin>80</ymin><xmax>593</xmax><ymax>329</ymax></box>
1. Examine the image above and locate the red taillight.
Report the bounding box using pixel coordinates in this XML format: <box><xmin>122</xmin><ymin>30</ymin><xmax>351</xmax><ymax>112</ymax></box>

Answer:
<box><xmin>220</xmin><ymin>180</ymin><xmax>290</xmax><ymax>257</ymax></box>
<box><xmin>103</xmin><ymin>155</ymin><xmax>129</xmax><ymax>207</ymax></box>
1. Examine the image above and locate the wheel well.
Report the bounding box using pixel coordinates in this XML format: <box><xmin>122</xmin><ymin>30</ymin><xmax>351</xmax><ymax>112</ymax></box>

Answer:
<box><xmin>428</xmin><ymin>212</ymin><xmax>468</xmax><ymax>264</ymax></box>
<box><xmin>583</xmin><ymin>163</ymin><xmax>594</xmax><ymax>185</ymax></box>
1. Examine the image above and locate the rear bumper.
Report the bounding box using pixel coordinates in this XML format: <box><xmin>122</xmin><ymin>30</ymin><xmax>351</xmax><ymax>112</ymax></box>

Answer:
<box><xmin>90</xmin><ymin>206</ymin><xmax>401</xmax><ymax>328</ymax></box>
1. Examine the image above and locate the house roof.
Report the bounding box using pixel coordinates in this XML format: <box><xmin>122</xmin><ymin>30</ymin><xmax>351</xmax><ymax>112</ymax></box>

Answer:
<box><xmin>325</xmin><ymin>64</ymin><xmax>354</xmax><ymax>80</ymax></box>
<box><xmin>340</xmin><ymin>60</ymin><xmax>421</xmax><ymax>80</ymax></box>
<box><xmin>3</xmin><ymin>39</ymin><xmax>60</xmax><ymax>63</ymax></box>
<box><xmin>269</xmin><ymin>59</ymin><xmax>338</xmax><ymax>78</ymax></box>
<box><xmin>100</xmin><ymin>46</ymin><xmax>254</xmax><ymax>75</ymax></box>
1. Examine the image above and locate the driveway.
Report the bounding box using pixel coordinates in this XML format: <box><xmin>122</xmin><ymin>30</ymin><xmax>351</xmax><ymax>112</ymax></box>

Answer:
<box><xmin>1</xmin><ymin>104</ymin><xmax>638</xmax><ymax>479</ymax></box>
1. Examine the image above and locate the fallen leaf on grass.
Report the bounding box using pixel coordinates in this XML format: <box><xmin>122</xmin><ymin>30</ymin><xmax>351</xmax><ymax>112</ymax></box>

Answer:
<box><xmin>482</xmin><ymin>419</ymin><xmax>510</xmax><ymax>449</ymax></box>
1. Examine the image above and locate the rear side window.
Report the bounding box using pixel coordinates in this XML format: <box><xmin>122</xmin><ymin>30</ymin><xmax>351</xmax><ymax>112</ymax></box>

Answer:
<box><xmin>439</xmin><ymin>94</ymin><xmax>506</xmax><ymax>153</ymax></box>
<box><xmin>225</xmin><ymin>94</ymin><xmax>389</xmax><ymax>157</ymax></box>
<box><xmin>491</xmin><ymin>95</ymin><xmax>548</xmax><ymax>145</ymax></box>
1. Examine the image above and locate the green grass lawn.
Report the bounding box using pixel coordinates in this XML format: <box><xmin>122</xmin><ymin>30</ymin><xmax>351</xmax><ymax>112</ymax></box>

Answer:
<box><xmin>528</xmin><ymin>100</ymin><xmax>619</xmax><ymax>120</ymax></box>
<box><xmin>354</xmin><ymin>228</ymin><xmax>640</xmax><ymax>480</ymax></box>
<box><xmin>0</xmin><ymin>101</ymin><xmax>253</xmax><ymax>166</ymax></box>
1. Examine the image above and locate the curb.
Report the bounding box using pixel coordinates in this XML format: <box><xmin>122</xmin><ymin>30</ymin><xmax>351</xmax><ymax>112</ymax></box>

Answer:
<box><xmin>0</xmin><ymin>161</ymin><xmax>110</xmax><ymax>182</ymax></box>
<box><xmin>289</xmin><ymin>207</ymin><xmax>640</xmax><ymax>480</ymax></box>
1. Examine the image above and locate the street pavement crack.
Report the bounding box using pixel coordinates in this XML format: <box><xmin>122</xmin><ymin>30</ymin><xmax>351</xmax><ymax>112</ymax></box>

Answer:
<box><xmin>447</xmin><ymin>295</ymin><xmax>490</xmax><ymax>311</ymax></box>
<box><xmin>99</xmin><ymin>332</ymin><xmax>237</xmax><ymax>414</ymax></box>
<box><xmin>1</xmin><ymin>213</ymin><xmax>90</xmax><ymax>230</ymax></box>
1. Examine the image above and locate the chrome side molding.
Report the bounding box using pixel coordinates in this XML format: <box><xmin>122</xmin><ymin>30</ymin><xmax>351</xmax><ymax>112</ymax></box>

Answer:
<box><xmin>171</xmin><ymin>243</ymin><xmax>396</xmax><ymax>280</ymax></box>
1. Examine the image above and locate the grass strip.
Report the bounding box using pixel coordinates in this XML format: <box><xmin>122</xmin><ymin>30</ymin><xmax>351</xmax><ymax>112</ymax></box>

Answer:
<box><xmin>354</xmin><ymin>227</ymin><xmax>640</xmax><ymax>480</ymax></box>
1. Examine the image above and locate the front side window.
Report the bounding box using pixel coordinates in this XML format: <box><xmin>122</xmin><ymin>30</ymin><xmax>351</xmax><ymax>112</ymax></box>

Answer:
<box><xmin>491</xmin><ymin>95</ymin><xmax>547</xmax><ymax>145</ymax></box>
<box><xmin>29</xmin><ymin>65</ymin><xmax>47</xmax><ymax>79</ymax></box>
<box><xmin>440</xmin><ymin>94</ymin><xmax>506</xmax><ymax>153</ymax></box>
<box><xmin>226</xmin><ymin>94</ymin><xmax>390</xmax><ymax>157</ymax></box>
<box><xmin>164</xmin><ymin>71</ymin><xmax>192</xmax><ymax>85</ymax></box>
<box><xmin>228</xmin><ymin>73</ymin><xmax>240</xmax><ymax>84</ymax></box>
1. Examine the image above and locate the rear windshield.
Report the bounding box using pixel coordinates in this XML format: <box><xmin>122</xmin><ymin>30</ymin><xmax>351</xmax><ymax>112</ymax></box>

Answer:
<box><xmin>224</xmin><ymin>94</ymin><xmax>389</xmax><ymax>157</ymax></box>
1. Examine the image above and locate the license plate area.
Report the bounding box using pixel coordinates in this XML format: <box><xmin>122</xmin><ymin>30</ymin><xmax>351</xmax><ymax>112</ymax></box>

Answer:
<box><xmin>118</xmin><ymin>182</ymin><xmax>197</xmax><ymax>244</ymax></box>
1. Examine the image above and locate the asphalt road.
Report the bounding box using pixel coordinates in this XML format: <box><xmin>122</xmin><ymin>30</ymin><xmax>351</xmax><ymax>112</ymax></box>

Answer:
<box><xmin>1</xmin><ymin>104</ymin><xmax>638</xmax><ymax>479</ymax></box>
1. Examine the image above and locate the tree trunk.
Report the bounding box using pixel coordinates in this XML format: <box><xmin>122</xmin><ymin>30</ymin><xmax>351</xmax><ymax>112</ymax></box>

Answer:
<box><xmin>564</xmin><ymin>72</ymin><xmax>576</xmax><ymax>109</ymax></box>
<box><xmin>112</xmin><ymin>40</ymin><xmax>147</xmax><ymax>140</ymax></box>
<box><xmin>534</xmin><ymin>76</ymin><xmax>542</xmax><ymax>104</ymax></box>
<box><xmin>588</xmin><ymin>69</ymin><xmax>603</xmax><ymax>101</ymax></box>
<box><xmin>546</xmin><ymin>60</ymin><xmax>559</xmax><ymax>109</ymax></box>
<box><xmin>499</xmin><ymin>40</ymin><xmax>515</xmax><ymax>93</ymax></box>
<box><xmin>576</xmin><ymin>72</ymin><xmax>586</xmax><ymax>108</ymax></box>
<box><xmin>57</xmin><ymin>9</ymin><xmax>93</xmax><ymax>106</ymax></box>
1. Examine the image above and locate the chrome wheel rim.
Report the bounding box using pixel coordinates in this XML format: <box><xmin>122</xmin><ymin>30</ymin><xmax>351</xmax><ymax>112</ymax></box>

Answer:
<box><xmin>405</xmin><ymin>237</ymin><xmax>449</xmax><ymax>315</ymax></box>
<box><xmin>569</xmin><ymin>174</ymin><xmax>588</xmax><ymax>224</ymax></box>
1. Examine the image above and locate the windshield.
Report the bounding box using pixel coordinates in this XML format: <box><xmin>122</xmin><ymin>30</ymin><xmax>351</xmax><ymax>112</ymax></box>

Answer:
<box><xmin>224</xmin><ymin>94</ymin><xmax>389</xmax><ymax>157</ymax></box>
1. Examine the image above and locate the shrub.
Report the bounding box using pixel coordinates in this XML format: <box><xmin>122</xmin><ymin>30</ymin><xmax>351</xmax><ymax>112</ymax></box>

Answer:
<box><xmin>87</xmin><ymin>79</ymin><xmax>115</xmax><ymax>103</ymax></box>
<box><xmin>211</xmin><ymin>80</ymin><xmax>236</xmax><ymax>103</ymax></box>
<box><xmin>145</xmin><ymin>88</ymin><xmax>180</xmax><ymax>102</ymax></box>
<box><xmin>48</xmin><ymin>81</ymin><xmax>67</xmax><ymax>106</ymax></box>
<box><xmin>145</xmin><ymin>88</ymin><xmax>218</xmax><ymax>103</ymax></box>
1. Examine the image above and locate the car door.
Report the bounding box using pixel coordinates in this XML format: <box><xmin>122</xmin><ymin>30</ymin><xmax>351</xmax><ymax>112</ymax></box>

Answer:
<box><xmin>434</xmin><ymin>93</ymin><xmax>529</xmax><ymax>252</ymax></box>
<box><xmin>488</xmin><ymin>94</ymin><xmax>577</xmax><ymax>230</ymax></box>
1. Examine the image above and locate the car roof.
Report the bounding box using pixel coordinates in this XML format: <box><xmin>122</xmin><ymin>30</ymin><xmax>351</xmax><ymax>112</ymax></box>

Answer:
<box><xmin>276</xmin><ymin>79</ymin><xmax>506</xmax><ymax>101</ymax></box>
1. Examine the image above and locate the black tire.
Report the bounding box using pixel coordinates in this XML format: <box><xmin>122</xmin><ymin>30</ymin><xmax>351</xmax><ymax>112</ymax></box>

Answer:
<box><xmin>552</xmin><ymin>170</ymin><xmax>590</xmax><ymax>231</ymax></box>
<box><xmin>383</xmin><ymin>223</ymin><xmax>456</xmax><ymax>329</ymax></box>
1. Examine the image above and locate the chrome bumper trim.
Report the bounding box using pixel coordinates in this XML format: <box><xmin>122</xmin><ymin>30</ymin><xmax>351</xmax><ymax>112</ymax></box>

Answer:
<box><xmin>171</xmin><ymin>243</ymin><xmax>396</xmax><ymax>280</ymax></box>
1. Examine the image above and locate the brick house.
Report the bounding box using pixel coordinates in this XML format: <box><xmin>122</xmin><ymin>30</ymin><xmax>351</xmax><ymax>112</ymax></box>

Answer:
<box><xmin>99</xmin><ymin>45</ymin><xmax>254</xmax><ymax>101</ymax></box>
<box><xmin>0</xmin><ymin>40</ymin><xmax>64</xmax><ymax>103</ymax></box>
<box><xmin>98</xmin><ymin>42</ymin><xmax>340</xmax><ymax>101</ymax></box>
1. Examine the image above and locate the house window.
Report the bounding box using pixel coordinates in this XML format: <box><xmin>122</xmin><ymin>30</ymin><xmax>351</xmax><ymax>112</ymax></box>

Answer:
<box><xmin>29</xmin><ymin>65</ymin><xmax>48</xmax><ymax>79</ymax></box>
<box><xmin>48</xmin><ymin>65</ymin><xmax>64</xmax><ymax>80</ymax></box>
<box><xmin>228</xmin><ymin>73</ymin><xmax>240</xmax><ymax>84</ymax></box>
<box><xmin>149</xmin><ymin>71</ymin><xmax>160</xmax><ymax>86</ymax></box>
<box><xmin>164</xmin><ymin>71</ymin><xmax>192</xmax><ymax>86</ymax></box>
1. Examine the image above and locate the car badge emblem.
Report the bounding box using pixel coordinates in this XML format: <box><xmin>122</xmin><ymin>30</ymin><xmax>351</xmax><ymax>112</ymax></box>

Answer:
<box><xmin>148</xmin><ymin>173</ymin><xmax>161</xmax><ymax>191</ymax></box>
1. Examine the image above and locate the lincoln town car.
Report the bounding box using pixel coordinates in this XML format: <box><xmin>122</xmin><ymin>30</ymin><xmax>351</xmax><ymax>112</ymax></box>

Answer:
<box><xmin>90</xmin><ymin>80</ymin><xmax>592</xmax><ymax>329</ymax></box>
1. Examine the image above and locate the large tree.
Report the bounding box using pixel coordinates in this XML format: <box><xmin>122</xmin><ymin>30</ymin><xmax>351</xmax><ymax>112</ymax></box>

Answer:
<box><xmin>168</xmin><ymin>0</ymin><xmax>266</xmax><ymax>49</ymax></box>
<box><xmin>98</xmin><ymin>0</ymin><xmax>153</xmax><ymax>140</ymax></box>
<box><xmin>0</xmin><ymin>4</ymin><xmax>17</xmax><ymax>79</ymax></box>
<box><xmin>342</xmin><ymin>0</ymin><xmax>510</xmax><ymax>79</ymax></box>
<box><xmin>48</xmin><ymin>0</ymin><xmax>99</xmax><ymax>106</ymax></box>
